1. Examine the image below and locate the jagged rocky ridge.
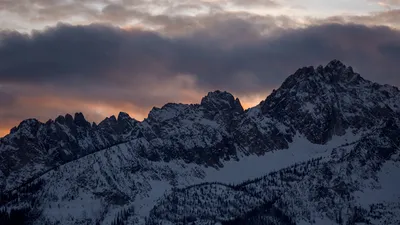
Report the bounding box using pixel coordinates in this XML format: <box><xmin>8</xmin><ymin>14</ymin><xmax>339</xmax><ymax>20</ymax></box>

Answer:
<box><xmin>1</xmin><ymin>60</ymin><xmax>400</xmax><ymax>225</ymax></box>
<box><xmin>0</xmin><ymin>112</ymin><xmax>140</xmax><ymax>191</ymax></box>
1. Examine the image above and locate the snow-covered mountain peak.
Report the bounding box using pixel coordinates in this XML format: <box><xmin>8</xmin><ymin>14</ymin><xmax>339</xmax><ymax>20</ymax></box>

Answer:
<box><xmin>261</xmin><ymin>61</ymin><xmax>400</xmax><ymax>144</ymax></box>
<box><xmin>97</xmin><ymin>114</ymin><xmax>138</xmax><ymax>136</ymax></box>
<box><xmin>321</xmin><ymin>60</ymin><xmax>363</xmax><ymax>84</ymax></box>
<box><xmin>98</xmin><ymin>115</ymin><xmax>118</xmax><ymax>128</ymax></box>
<box><xmin>8</xmin><ymin>118</ymin><xmax>42</xmax><ymax>137</ymax></box>
<box><xmin>284</xmin><ymin>60</ymin><xmax>362</xmax><ymax>89</ymax></box>
<box><xmin>147</xmin><ymin>103</ymin><xmax>190</xmax><ymax>123</ymax></box>
<box><xmin>73</xmin><ymin>112</ymin><xmax>91</xmax><ymax>127</ymax></box>
<box><xmin>53</xmin><ymin>113</ymin><xmax>76</xmax><ymax>127</ymax></box>
<box><xmin>325</xmin><ymin>59</ymin><xmax>346</xmax><ymax>71</ymax></box>
<box><xmin>117</xmin><ymin>111</ymin><xmax>131</xmax><ymax>121</ymax></box>
<box><xmin>18</xmin><ymin>118</ymin><xmax>41</xmax><ymax>127</ymax></box>
<box><xmin>200</xmin><ymin>90</ymin><xmax>243</xmax><ymax>114</ymax></box>
<box><xmin>146</xmin><ymin>91</ymin><xmax>243</xmax><ymax>125</ymax></box>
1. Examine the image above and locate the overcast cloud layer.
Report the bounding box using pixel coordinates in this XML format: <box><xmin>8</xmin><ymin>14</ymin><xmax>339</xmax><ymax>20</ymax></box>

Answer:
<box><xmin>0</xmin><ymin>0</ymin><xmax>400</xmax><ymax>136</ymax></box>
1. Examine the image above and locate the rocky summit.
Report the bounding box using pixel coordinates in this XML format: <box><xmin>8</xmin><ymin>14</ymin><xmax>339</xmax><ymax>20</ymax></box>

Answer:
<box><xmin>1</xmin><ymin>60</ymin><xmax>400</xmax><ymax>225</ymax></box>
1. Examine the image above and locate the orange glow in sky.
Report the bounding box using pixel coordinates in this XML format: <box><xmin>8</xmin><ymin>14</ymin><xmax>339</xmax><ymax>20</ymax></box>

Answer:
<box><xmin>0</xmin><ymin>129</ymin><xmax>8</xmax><ymax>137</ymax></box>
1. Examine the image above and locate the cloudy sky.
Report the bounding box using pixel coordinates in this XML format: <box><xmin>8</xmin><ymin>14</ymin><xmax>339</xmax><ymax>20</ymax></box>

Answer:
<box><xmin>0</xmin><ymin>0</ymin><xmax>400</xmax><ymax>136</ymax></box>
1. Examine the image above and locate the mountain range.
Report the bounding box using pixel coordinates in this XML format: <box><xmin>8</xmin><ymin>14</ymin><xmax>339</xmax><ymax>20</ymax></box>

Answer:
<box><xmin>1</xmin><ymin>60</ymin><xmax>400</xmax><ymax>225</ymax></box>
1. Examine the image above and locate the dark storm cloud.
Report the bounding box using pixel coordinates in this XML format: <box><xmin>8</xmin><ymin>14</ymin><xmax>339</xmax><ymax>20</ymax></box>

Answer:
<box><xmin>0</xmin><ymin>18</ymin><xmax>290</xmax><ymax>94</ymax></box>
<box><xmin>0</xmin><ymin>24</ymin><xmax>125</xmax><ymax>83</ymax></box>
<box><xmin>1</xmin><ymin>22</ymin><xmax>400</xmax><ymax>95</ymax></box>
<box><xmin>379</xmin><ymin>42</ymin><xmax>400</xmax><ymax>57</ymax></box>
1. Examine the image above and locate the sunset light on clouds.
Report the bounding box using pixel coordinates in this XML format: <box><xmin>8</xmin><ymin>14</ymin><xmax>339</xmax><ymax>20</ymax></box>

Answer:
<box><xmin>1</xmin><ymin>0</ymin><xmax>400</xmax><ymax>137</ymax></box>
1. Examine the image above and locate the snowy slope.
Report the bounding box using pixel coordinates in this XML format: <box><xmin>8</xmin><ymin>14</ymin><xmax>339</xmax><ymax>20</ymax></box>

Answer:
<box><xmin>1</xmin><ymin>130</ymin><xmax>362</xmax><ymax>225</ymax></box>
<box><xmin>148</xmin><ymin>120</ymin><xmax>400</xmax><ymax>225</ymax></box>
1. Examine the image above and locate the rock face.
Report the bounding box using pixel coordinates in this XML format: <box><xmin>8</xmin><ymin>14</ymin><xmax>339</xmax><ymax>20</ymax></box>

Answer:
<box><xmin>261</xmin><ymin>60</ymin><xmax>400</xmax><ymax>144</ymax></box>
<box><xmin>1</xmin><ymin>60</ymin><xmax>400</xmax><ymax>225</ymax></box>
